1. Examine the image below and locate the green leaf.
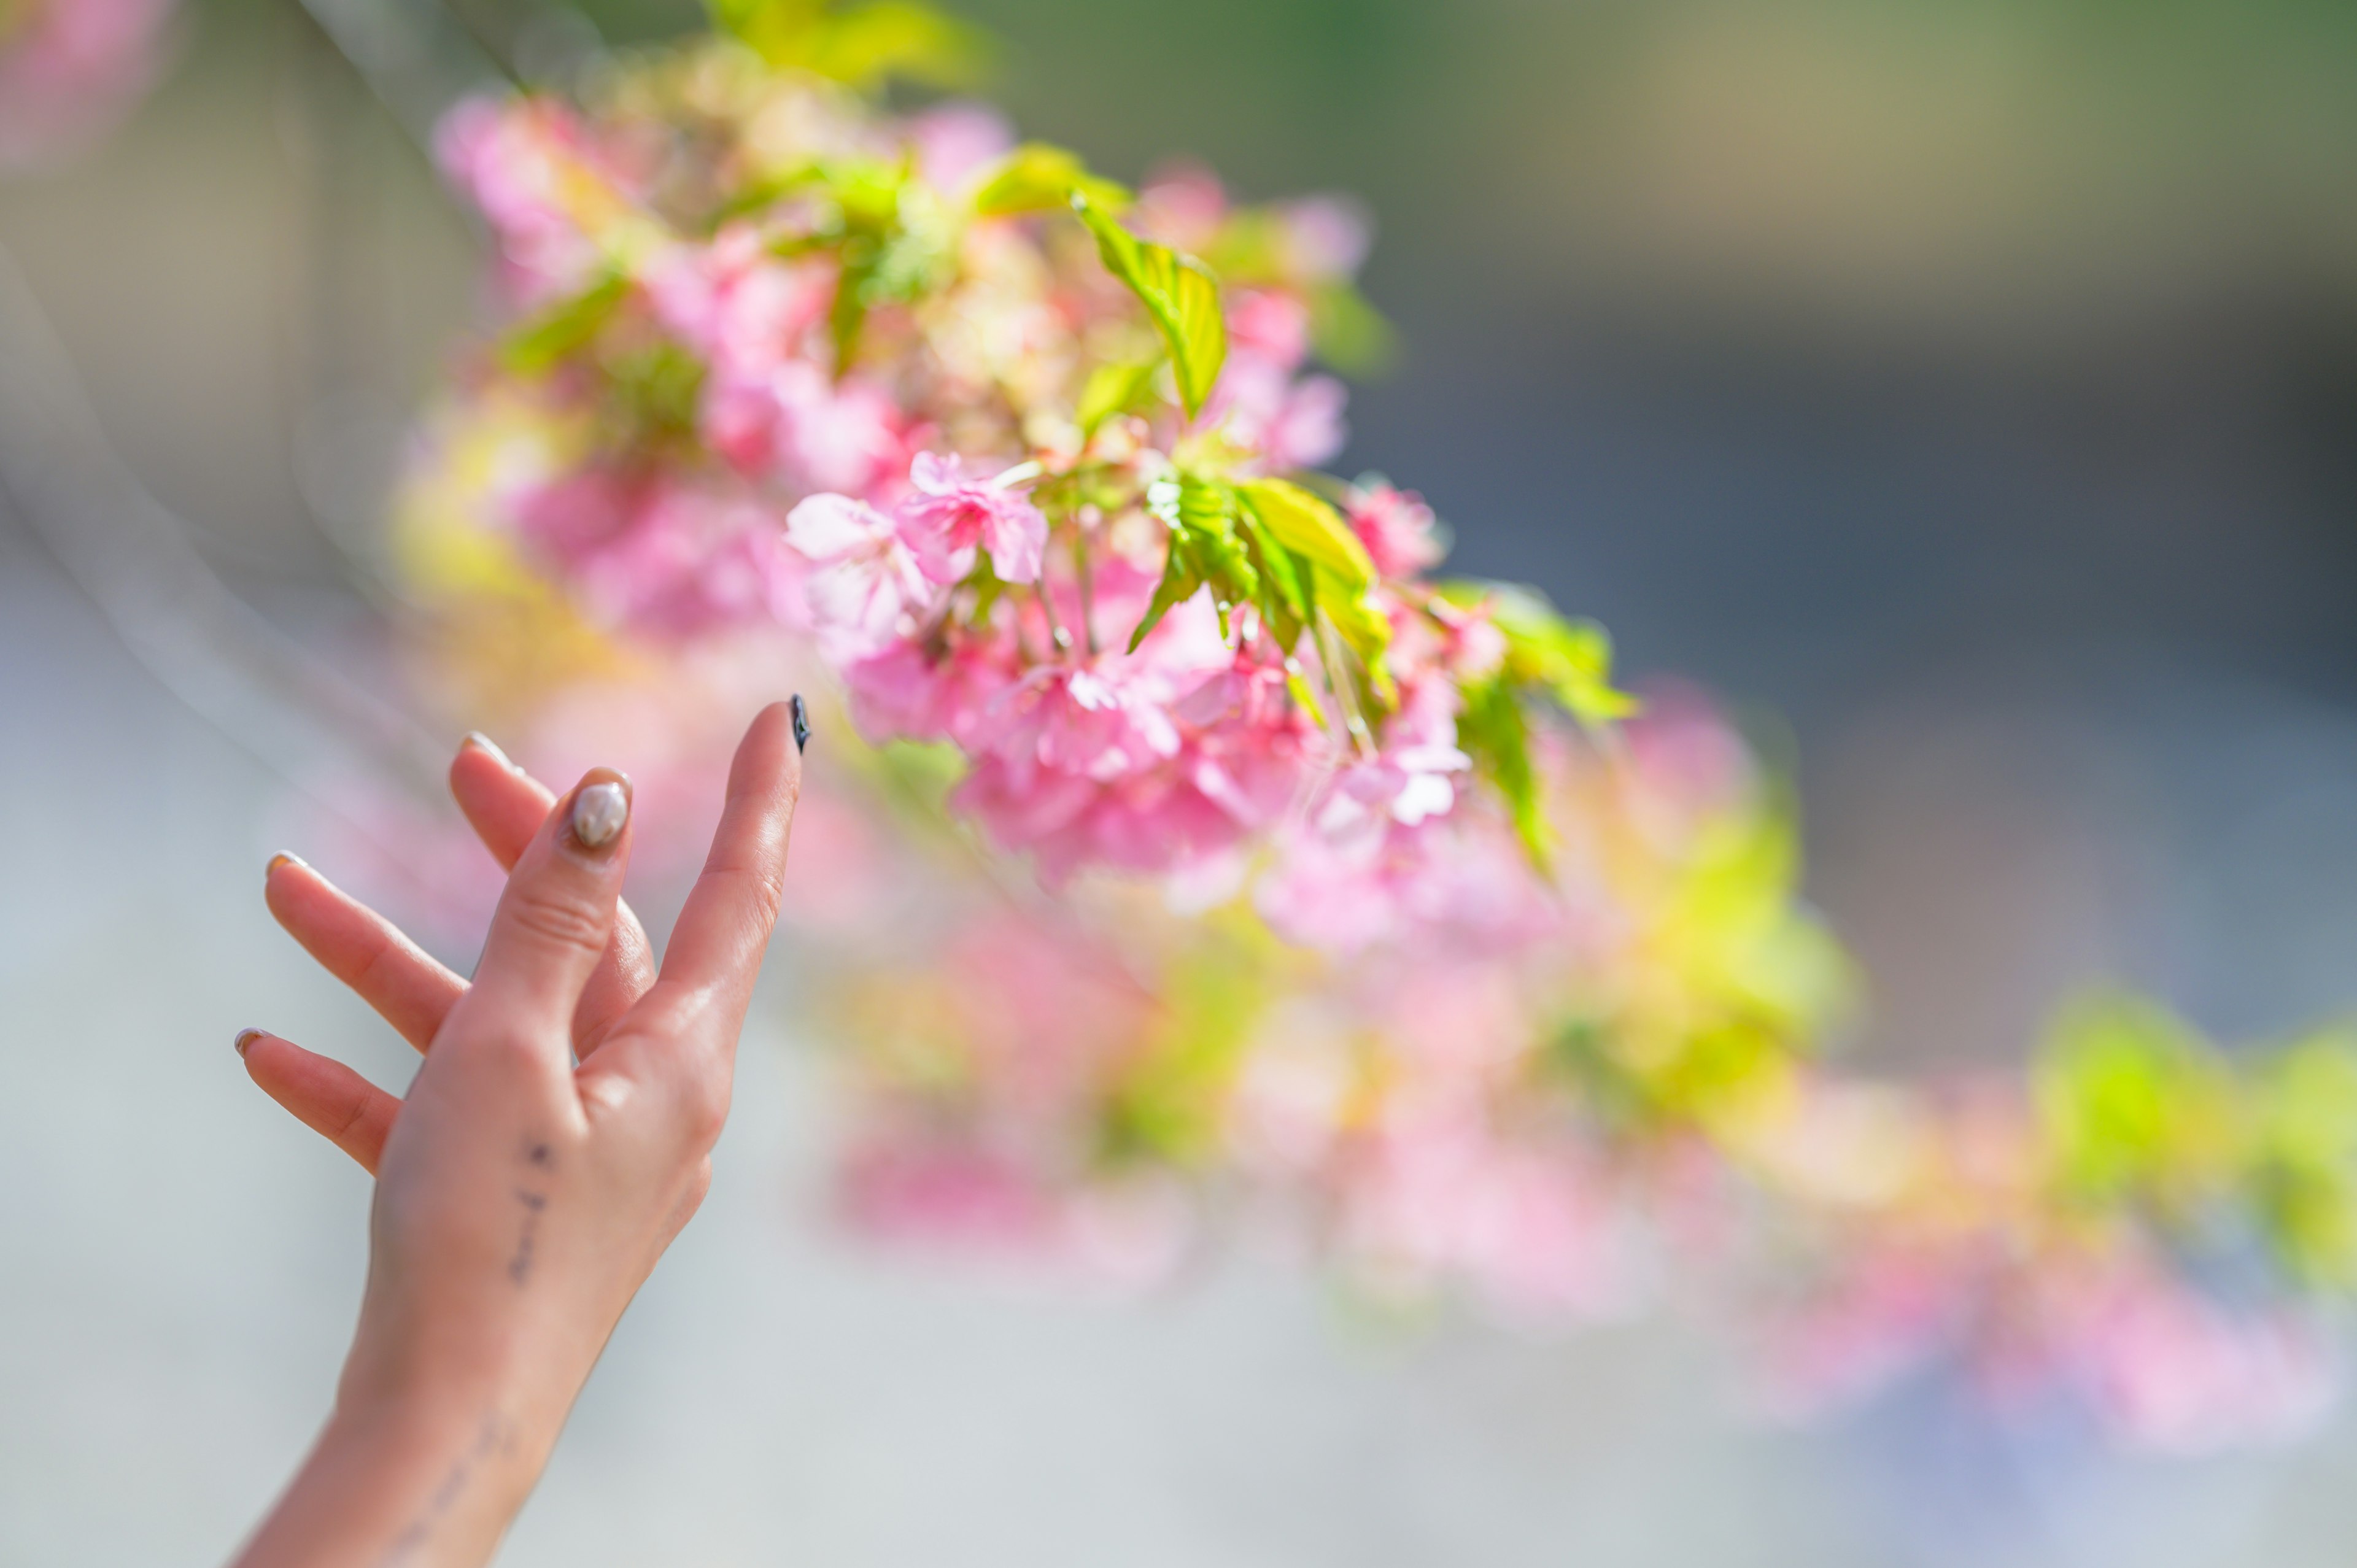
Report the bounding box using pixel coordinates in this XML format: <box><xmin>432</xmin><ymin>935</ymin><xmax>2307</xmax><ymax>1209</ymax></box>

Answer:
<box><xmin>1134</xmin><ymin>476</ymin><xmax>1258</xmax><ymax>646</ymax></box>
<box><xmin>1458</xmin><ymin>676</ymin><xmax>1549</xmax><ymax>863</ymax></box>
<box><xmin>803</xmin><ymin>1</ymin><xmax>989</xmax><ymax>88</ymax></box>
<box><xmin>2250</xmin><ymin>1031</ymin><xmax>2357</xmax><ymax>1284</ymax></box>
<box><xmin>1075</xmin><ymin>358</ymin><xmax>1161</xmax><ymax>433</ymax></box>
<box><xmin>1309</xmin><ymin>283</ymin><xmax>1399</xmax><ymax>378</ymax></box>
<box><xmin>606</xmin><ymin>341</ymin><xmax>707</xmax><ymax>444</ymax></box>
<box><xmin>1480</xmin><ymin>586</ymin><xmax>1639</xmax><ymax>730</ymax></box>
<box><xmin>1316</xmin><ymin>578</ymin><xmax>1395</xmax><ymax>709</ymax></box>
<box><xmin>500</xmin><ymin>272</ymin><xmax>628</xmax><ymax>377</ymax></box>
<box><xmin>707</xmin><ymin>0</ymin><xmax>820</xmax><ymax>53</ymax></box>
<box><xmin>1128</xmin><ymin>531</ymin><xmax>1203</xmax><ymax>653</ymax></box>
<box><xmin>708</xmin><ymin>0</ymin><xmax>987</xmax><ymax>87</ymax></box>
<box><xmin>972</xmin><ymin>144</ymin><xmax>1131</xmax><ymax>216</ymax></box>
<box><xmin>2034</xmin><ymin>993</ymin><xmax>2242</xmax><ymax>1211</ymax></box>
<box><xmin>816</xmin><ymin>159</ymin><xmax>951</xmax><ymax>373</ymax></box>
<box><xmin>1236</xmin><ymin>477</ymin><xmax>1374</xmax><ymax>592</ymax></box>
<box><xmin>1232</xmin><ymin>504</ymin><xmax>1310</xmax><ymax>652</ymax></box>
<box><xmin>1071</xmin><ymin>192</ymin><xmax>1226</xmax><ymax>419</ymax></box>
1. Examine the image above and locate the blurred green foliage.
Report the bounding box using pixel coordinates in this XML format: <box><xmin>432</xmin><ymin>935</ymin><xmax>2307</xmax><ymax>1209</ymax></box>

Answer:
<box><xmin>2037</xmin><ymin>993</ymin><xmax>2357</xmax><ymax>1288</ymax></box>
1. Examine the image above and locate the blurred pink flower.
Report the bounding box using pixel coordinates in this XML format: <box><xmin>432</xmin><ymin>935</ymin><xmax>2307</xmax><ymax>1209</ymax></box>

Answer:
<box><xmin>1210</xmin><ymin>357</ymin><xmax>1349</xmax><ymax>471</ymax></box>
<box><xmin>436</xmin><ymin>96</ymin><xmax>621</xmax><ymax>305</ymax></box>
<box><xmin>1339</xmin><ymin>1106</ymin><xmax>1638</xmax><ymax>1321</ymax></box>
<box><xmin>516</xmin><ymin>471</ymin><xmax>807</xmax><ymax>636</ymax></box>
<box><xmin>1133</xmin><ymin>163</ymin><xmax>1228</xmax><ymax>253</ymax></box>
<box><xmin>902</xmin><ymin>102</ymin><xmax>1015</xmax><ymax>192</ymax></box>
<box><xmin>1226</xmin><ymin>290</ymin><xmax>1312</xmax><ymax>372</ymax></box>
<box><xmin>643</xmin><ymin>228</ymin><xmax>836</xmax><ymax>382</ymax></box>
<box><xmin>1347</xmin><ymin>484</ymin><xmax>1446</xmax><ymax>579</ymax></box>
<box><xmin>1278</xmin><ymin>196</ymin><xmax>1372</xmax><ymax>282</ymax></box>
<box><xmin>783</xmin><ymin>492</ymin><xmax>939</xmax><ymax>662</ymax></box>
<box><xmin>708</xmin><ymin>360</ymin><xmax>908</xmax><ymax>496</ymax></box>
<box><xmin>0</xmin><ymin>0</ymin><xmax>177</xmax><ymax>168</ymax></box>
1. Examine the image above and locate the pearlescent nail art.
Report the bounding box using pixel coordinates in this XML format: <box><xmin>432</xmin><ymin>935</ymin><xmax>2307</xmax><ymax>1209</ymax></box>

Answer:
<box><xmin>571</xmin><ymin>781</ymin><xmax>629</xmax><ymax>849</ymax></box>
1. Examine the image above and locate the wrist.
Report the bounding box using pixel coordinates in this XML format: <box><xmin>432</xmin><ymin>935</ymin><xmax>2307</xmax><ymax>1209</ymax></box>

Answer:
<box><xmin>234</xmin><ymin>1392</ymin><xmax>534</xmax><ymax>1568</ymax></box>
<box><xmin>333</xmin><ymin>1280</ymin><xmax>613</xmax><ymax>1445</ymax></box>
<box><xmin>234</xmin><ymin>1344</ymin><xmax>573</xmax><ymax>1568</ymax></box>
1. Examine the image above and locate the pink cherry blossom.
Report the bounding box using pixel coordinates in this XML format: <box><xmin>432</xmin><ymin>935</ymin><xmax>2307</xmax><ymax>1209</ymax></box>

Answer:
<box><xmin>894</xmin><ymin>452</ymin><xmax>1050</xmax><ymax>584</ymax></box>
<box><xmin>783</xmin><ymin>493</ymin><xmax>939</xmax><ymax>662</ymax></box>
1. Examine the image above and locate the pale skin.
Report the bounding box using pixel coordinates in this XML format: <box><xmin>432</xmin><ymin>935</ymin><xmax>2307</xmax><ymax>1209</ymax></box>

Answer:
<box><xmin>227</xmin><ymin>701</ymin><xmax>803</xmax><ymax>1567</ymax></box>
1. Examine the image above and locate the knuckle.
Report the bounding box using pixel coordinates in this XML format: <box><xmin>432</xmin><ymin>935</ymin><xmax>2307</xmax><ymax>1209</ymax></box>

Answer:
<box><xmin>716</xmin><ymin>859</ymin><xmax>786</xmax><ymax>926</ymax></box>
<box><xmin>677</xmin><ymin>1080</ymin><xmax>731</xmax><ymax>1151</ymax></box>
<box><xmin>508</xmin><ymin>882</ymin><xmax>608</xmax><ymax>956</ymax></box>
<box><xmin>462</xmin><ymin>1023</ymin><xmax>560</xmax><ymax>1076</ymax></box>
<box><xmin>331</xmin><ymin>1091</ymin><xmax>375</xmax><ymax>1145</ymax></box>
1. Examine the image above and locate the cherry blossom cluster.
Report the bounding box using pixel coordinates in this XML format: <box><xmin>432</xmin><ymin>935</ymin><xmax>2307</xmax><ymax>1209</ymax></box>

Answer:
<box><xmin>422</xmin><ymin>33</ymin><xmax>1627</xmax><ymax>952</ymax></box>
<box><xmin>387</xmin><ymin>7</ymin><xmax>2357</xmax><ymax>1455</ymax></box>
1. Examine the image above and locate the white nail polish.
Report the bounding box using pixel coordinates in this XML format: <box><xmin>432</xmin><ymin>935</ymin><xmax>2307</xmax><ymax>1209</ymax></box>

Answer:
<box><xmin>571</xmin><ymin>782</ymin><xmax>629</xmax><ymax>849</ymax></box>
<box><xmin>463</xmin><ymin>731</ymin><xmax>519</xmax><ymax>771</ymax></box>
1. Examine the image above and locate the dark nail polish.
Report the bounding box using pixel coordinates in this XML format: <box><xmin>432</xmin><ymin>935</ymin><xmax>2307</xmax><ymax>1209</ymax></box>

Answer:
<box><xmin>790</xmin><ymin>693</ymin><xmax>810</xmax><ymax>753</ymax></box>
<box><xmin>234</xmin><ymin>1028</ymin><xmax>263</xmax><ymax>1058</ymax></box>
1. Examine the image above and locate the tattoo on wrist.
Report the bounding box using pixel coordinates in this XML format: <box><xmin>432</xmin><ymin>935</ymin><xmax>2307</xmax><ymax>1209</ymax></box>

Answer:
<box><xmin>380</xmin><ymin>1411</ymin><xmax>517</xmax><ymax>1565</ymax></box>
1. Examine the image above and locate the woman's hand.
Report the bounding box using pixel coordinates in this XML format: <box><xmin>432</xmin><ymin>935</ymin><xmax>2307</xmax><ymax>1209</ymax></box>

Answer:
<box><xmin>228</xmin><ymin>701</ymin><xmax>803</xmax><ymax>1568</ymax></box>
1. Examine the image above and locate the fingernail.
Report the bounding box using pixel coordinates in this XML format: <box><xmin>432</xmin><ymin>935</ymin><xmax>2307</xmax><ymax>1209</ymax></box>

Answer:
<box><xmin>462</xmin><ymin>731</ymin><xmax>518</xmax><ymax>771</ymax></box>
<box><xmin>569</xmin><ymin>770</ymin><xmax>631</xmax><ymax>851</ymax></box>
<box><xmin>790</xmin><ymin>693</ymin><xmax>810</xmax><ymax>753</ymax></box>
<box><xmin>265</xmin><ymin>851</ymin><xmax>305</xmax><ymax>884</ymax></box>
<box><xmin>234</xmin><ymin>1028</ymin><xmax>263</xmax><ymax>1058</ymax></box>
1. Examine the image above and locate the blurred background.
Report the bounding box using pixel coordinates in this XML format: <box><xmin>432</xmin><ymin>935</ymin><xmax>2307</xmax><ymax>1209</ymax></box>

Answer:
<box><xmin>6</xmin><ymin>0</ymin><xmax>2357</xmax><ymax>1562</ymax></box>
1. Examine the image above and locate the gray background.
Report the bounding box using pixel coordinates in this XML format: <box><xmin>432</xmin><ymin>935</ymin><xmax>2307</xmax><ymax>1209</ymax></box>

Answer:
<box><xmin>8</xmin><ymin>0</ymin><xmax>2357</xmax><ymax>1561</ymax></box>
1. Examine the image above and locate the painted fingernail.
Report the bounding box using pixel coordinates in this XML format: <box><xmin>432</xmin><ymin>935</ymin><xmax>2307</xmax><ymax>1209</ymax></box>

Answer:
<box><xmin>790</xmin><ymin>693</ymin><xmax>810</xmax><ymax>753</ymax></box>
<box><xmin>570</xmin><ymin>772</ymin><xmax>630</xmax><ymax>851</ymax></box>
<box><xmin>234</xmin><ymin>1028</ymin><xmax>263</xmax><ymax>1058</ymax></box>
<box><xmin>265</xmin><ymin>851</ymin><xmax>305</xmax><ymax>884</ymax></box>
<box><xmin>462</xmin><ymin>731</ymin><xmax>518</xmax><ymax>771</ymax></box>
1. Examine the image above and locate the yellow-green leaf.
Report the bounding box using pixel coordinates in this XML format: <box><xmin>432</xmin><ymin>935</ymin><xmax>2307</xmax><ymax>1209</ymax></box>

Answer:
<box><xmin>972</xmin><ymin>143</ymin><xmax>1131</xmax><ymax>216</ymax></box>
<box><xmin>1075</xmin><ymin>358</ymin><xmax>1160</xmax><ymax>433</ymax></box>
<box><xmin>500</xmin><ymin>272</ymin><xmax>627</xmax><ymax>377</ymax></box>
<box><xmin>710</xmin><ymin>0</ymin><xmax>987</xmax><ymax>87</ymax></box>
<box><xmin>1071</xmin><ymin>192</ymin><xmax>1226</xmax><ymax>419</ymax></box>
<box><xmin>1237</xmin><ymin>477</ymin><xmax>1373</xmax><ymax>592</ymax></box>
<box><xmin>1483</xmin><ymin>586</ymin><xmax>1639</xmax><ymax>730</ymax></box>
<box><xmin>1317</xmin><ymin>579</ymin><xmax>1395</xmax><ymax>708</ymax></box>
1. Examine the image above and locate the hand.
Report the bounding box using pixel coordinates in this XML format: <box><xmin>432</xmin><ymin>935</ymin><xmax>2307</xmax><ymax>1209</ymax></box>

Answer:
<box><xmin>228</xmin><ymin>701</ymin><xmax>803</xmax><ymax>1568</ymax></box>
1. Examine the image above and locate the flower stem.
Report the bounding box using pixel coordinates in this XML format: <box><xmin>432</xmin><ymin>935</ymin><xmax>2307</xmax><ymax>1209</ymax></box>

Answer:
<box><xmin>1072</xmin><ymin>527</ymin><xmax>1101</xmax><ymax>657</ymax></box>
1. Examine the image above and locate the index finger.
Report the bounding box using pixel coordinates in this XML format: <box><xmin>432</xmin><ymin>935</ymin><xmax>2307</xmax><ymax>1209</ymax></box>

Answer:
<box><xmin>631</xmin><ymin>700</ymin><xmax>803</xmax><ymax>1036</ymax></box>
<box><xmin>452</xmin><ymin>733</ymin><xmax>657</xmax><ymax>1048</ymax></box>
